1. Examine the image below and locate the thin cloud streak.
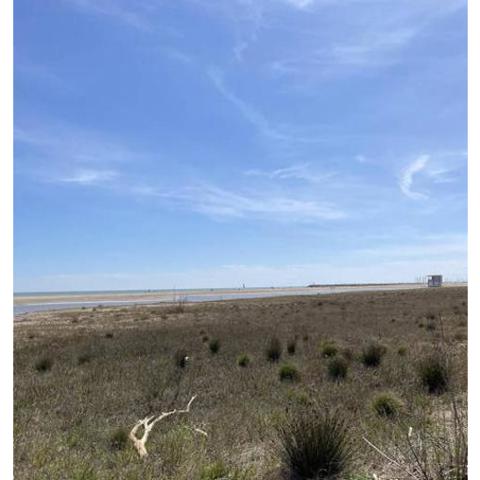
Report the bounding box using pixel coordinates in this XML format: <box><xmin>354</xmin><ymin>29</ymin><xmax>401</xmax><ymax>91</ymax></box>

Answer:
<box><xmin>59</xmin><ymin>169</ymin><xmax>118</xmax><ymax>186</ymax></box>
<box><xmin>244</xmin><ymin>163</ymin><xmax>336</xmax><ymax>183</ymax></box>
<box><xmin>207</xmin><ymin>67</ymin><xmax>326</xmax><ymax>144</ymax></box>
<box><xmin>399</xmin><ymin>155</ymin><xmax>429</xmax><ymax>200</ymax></box>
<box><xmin>63</xmin><ymin>0</ymin><xmax>153</xmax><ymax>31</ymax></box>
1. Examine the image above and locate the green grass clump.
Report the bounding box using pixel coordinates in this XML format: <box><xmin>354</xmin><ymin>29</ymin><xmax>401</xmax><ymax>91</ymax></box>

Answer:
<box><xmin>277</xmin><ymin>409</ymin><xmax>354</xmax><ymax>479</ymax></box>
<box><xmin>174</xmin><ymin>349</ymin><xmax>188</xmax><ymax>368</ymax></box>
<box><xmin>321</xmin><ymin>341</ymin><xmax>338</xmax><ymax>358</ymax></box>
<box><xmin>209</xmin><ymin>338</ymin><xmax>220</xmax><ymax>354</ymax></box>
<box><xmin>35</xmin><ymin>356</ymin><xmax>53</xmax><ymax>373</ymax></box>
<box><xmin>397</xmin><ymin>346</ymin><xmax>407</xmax><ymax>356</ymax></box>
<box><xmin>360</xmin><ymin>341</ymin><xmax>387</xmax><ymax>367</ymax></box>
<box><xmin>77</xmin><ymin>353</ymin><xmax>92</xmax><ymax>365</ymax></box>
<box><xmin>287</xmin><ymin>339</ymin><xmax>297</xmax><ymax>355</ymax></box>
<box><xmin>418</xmin><ymin>354</ymin><xmax>450</xmax><ymax>394</ymax></box>
<box><xmin>237</xmin><ymin>354</ymin><xmax>251</xmax><ymax>367</ymax></box>
<box><xmin>371</xmin><ymin>392</ymin><xmax>403</xmax><ymax>418</ymax></box>
<box><xmin>109</xmin><ymin>427</ymin><xmax>129</xmax><ymax>451</ymax></box>
<box><xmin>200</xmin><ymin>461</ymin><xmax>228</xmax><ymax>480</ymax></box>
<box><xmin>266</xmin><ymin>337</ymin><xmax>282</xmax><ymax>362</ymax></box>
<box><xmin>279</xmin><ymin>363</ymin><xmax>300</xmax><ymax>382</ymax></box>
<box><xmin>327</xmin><ymin>357</ymin><xmax>348</xmax><ymax>381</ymax></box>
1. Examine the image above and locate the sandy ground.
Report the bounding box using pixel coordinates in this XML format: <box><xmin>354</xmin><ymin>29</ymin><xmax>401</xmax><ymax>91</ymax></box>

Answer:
<box><xmin>15</xmin><ymin>282</ymin><xmax>467</xmax><ymax>306</ymax></box>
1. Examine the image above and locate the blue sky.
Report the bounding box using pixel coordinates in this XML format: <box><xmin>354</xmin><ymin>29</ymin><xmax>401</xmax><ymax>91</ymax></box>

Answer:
<box><xmin>14</xmin><ymin>0</ymin><xmax>467</xmax><ymax>291</ymax></box>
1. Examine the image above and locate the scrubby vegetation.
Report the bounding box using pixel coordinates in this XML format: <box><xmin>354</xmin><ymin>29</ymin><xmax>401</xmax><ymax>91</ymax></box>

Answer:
<box><xmin>14</xmin><ymin>287</ymin><xmax>467</xmax><ymax>479</ymax></box>
<box><xmin>327</xmin><ymin>357</ymin><xmax>349</xmax><ymax>381</ymax></box>
<box><xmin>321</xmin><ymin>341</ymin><xmax>338</xmax><ymax>358</ymax></box>
<box><xmin>266</xmin><ymin>336</ymin><xmax>282</xmax><ymax>362</ymax></box>
<box><xmin>371</xmin><ymin>392</ymin><xmax>403</xmax><ymax>418</ymax></box>
<box><xmin>360</xmin><ymin>341</ymin><xmax>387</xmax><ymax>367</ymax></box>
<box><xmin>109</xmin><ymin>428</ymin><xmax>129</xmax><ymax>451</ymax></box>
<box><xmin>418</xmin><ymin>352</ymin><xmax>450</xmax><ymax>394</ymax></box>
<box><xmin>277</xmin><ymin>408</ymin><xmax>354</xmax><ymax>479</ymax></box>
<box><xmin>287</xmin><ymin>339</ymin><xmax>297</xmax><ymax>355</ymax></box>
<box><xmin>208</xmin><ymin>338</ymin><xmax>220</xmax><ymax>354</ymax></box>
<box><xmin>237</xmin><ymin>353</ymin><xmax>250</xmax><ymax>367</ymax></box>
<box><xmin>279</xmin><ymin>363</ymin><xmax>300</xmax><ymax>382</ymax></box>
<box><xmin>174</xmin><ymin>348</ymin><xmax>188</xmax><ymax>368</ymax></box>
<box><xmin>34</xmin><ymin>356</ymin><xmax>53</xmax><ymax>373</ymax></box>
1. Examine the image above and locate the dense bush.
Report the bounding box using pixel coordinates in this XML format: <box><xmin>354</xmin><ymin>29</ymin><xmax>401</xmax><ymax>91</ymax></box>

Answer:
<box><xmin>397</xmin><ymin>346</ymin><xmax>407</xmax><ymax>356</ymax></box>
<box><xmin>266</xmin><ymin>337</ymin><xmax>282</xmax><ymax>362</ymax></box>
<box><xmin>361</xmin><ymin>342</ymin><xmax>387</xmax><ymax>367</ymax></box>
<box><xmin>209</xmin><ymin>338</ymin><xmax>220</xmax><ymax>354</ymax></box>
<box><xmin>174</xmin><ymin>349</ymin><xmax>188</xmax><ymax>368</ymax></box>
<box><xmin>279</xmin><ymin>363</ymin><xmax>300</xmax><ymax>382</ymax></box>
<box><xmin>277</xmin><ymin>409</ymin><xmax>354</xmax><ymax>479</ymax></box>
<box><xmin>35</xmin><ymin>356</ymin><xmax>53</xmax><ymax>373</ymax></box>
<box><xmin>200</xmin><ymin>461</ymin><xmax>228</xmax><ymax>480</ymax></box>
<box><xmin>418</xmin><ymin>354</ymin><xmax>450</xmax><ymax>394</ymax></box>
<box><xmin>371</xmin><ymin>392</ymin><xmax>403</xmax><ymax>418</ymax></box>
<box><xmin>110</xmin><ymin>428</ymin><xmax>129</xmax><ymax>450</ymax></box>
<box><xmin>327</xmin><ymin>357</ymin><xmax>348</xmax><ymax>381</ymax></box>
<box><xmin>321</xmin><ymin>342</ymin><xmax>338</xmax><ymax>358</ymax></box>
<box><xmin>237</xmin><ymin>354</ymin><xmax>251</xmax><ymax>367</ymax></box>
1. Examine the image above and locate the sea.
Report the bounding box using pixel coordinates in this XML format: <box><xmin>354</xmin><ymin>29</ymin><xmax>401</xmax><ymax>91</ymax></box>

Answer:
<box><xmin>13</xmin><ymin>283</ymin><xmax>434</xmax><ymax>316</ymax></box>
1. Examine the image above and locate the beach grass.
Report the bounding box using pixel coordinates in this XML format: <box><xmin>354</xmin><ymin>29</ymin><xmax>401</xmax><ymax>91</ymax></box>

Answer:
<box><xmin>14</xmin><ymin>286</ymin><xmax>467</xmax><ymax>479</ymax></box>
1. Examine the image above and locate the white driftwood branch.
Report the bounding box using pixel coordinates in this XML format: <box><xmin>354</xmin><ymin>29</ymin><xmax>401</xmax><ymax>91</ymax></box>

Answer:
<box><xmin>129</xmin><ymin>395</ymin><xmax>197</xmax><ymax>458</ymax></box>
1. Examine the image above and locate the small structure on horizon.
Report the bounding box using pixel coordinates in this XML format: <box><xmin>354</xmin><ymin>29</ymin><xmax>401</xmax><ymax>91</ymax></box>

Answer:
<box><xmin>427</xmin><ymin>274</ymin><xmax>443</xmax><ymax>287</ymax></box>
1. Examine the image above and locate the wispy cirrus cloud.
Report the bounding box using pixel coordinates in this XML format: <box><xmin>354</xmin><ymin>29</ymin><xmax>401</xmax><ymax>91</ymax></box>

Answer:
<box><xmin>399</xmin><ymin>155</ymin><xmax>429</xmax><ymax>200</ymax></box>
<box><xmin>134</xmin><ymin>182</ymin><xmax>346</xmax><ymax>222</ymax></box>
<box><xmin>63</xmin><ymin>0</ymin><xmax>154</xmax><ymax>31</ymax></box>
<box><xmin>178</xmin><ymin>184</ymin><xmax>346</xmax><ymax>221</ymax></box>
<box><xmin>15</xmin><ymin>122</ymin><xmax>345</xmax><ymax>223</ymax></box>
<box><xmin>15</xmin><ymin>124</ymin><xmax>146</xmax><ymax>168</ymax></box>
<box><xmin>59</xmin><ymin>169</ymin><xmax>118</xmax><ymax>186</ymax></box>
<box><xmin>398</xmin><ymin>151</ymin><xmax>467</xmax><ymax>200</ymax></box>
<box><xmin>207</xmin><ymin>67</ymin><xmax>326</xmax><ymax>144</ymax></box>
<box><xmin>244</xmin><ymin>163</ymin><xmax>335</xmax><ymax>183</ymax></box>
<box><xmin>207</xmin><ymin>67</ymin><xmax>289</xmax><ymax>141</ymax></box>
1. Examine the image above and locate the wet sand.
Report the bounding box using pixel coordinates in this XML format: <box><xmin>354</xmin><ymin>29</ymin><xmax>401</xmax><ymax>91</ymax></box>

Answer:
<box><xmin>14</xmin><ymin>283</ymin><xmax>466</xmax><ymax>316</ymax></box>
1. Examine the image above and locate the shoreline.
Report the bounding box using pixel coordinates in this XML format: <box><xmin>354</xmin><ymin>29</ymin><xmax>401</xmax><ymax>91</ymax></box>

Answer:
<box><xmin>13</xmin><ymin>282</ymin><xmax>467</xmax><ymax>316</ymax></box>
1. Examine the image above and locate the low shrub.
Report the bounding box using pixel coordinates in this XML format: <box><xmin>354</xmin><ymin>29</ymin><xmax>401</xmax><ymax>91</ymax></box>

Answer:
<box><xmin>35</xmin><ymin>356</ymin><xmax>53</xmax><ymax>373</ymax></box>
<box><xmin>237</xmin><ymin>354</ymin><xmax>250</xmax><ymax>367</ymax></box>
<box><xmin>77</xmin><ymin>353</ymin><xmax>92</xmax><ymax>365</ymax></box>
<box><xmin>371</xmin><ymin>392</ymin><xmax>403</xmax><ymax>418</ymax></box>
<box><xmin>110</xmin><ymin>428</ymin><xmax>129</xmax><ymax>450</ymax></box>
<box><xmin>321</xmin><ymin>341</ymin><xmax>338</xmax><ymax>358</ymax></box>
<box><xmin>418</xmin><ymin>354</ymin><xmax>449</xmax><ymax>394</ymax></box>
<box><xmin>361</xmin><ymin>342</ymin><xmax>387</xmax><ymax>367</ymax></box>
<box><xmin>328</xmin><ymin>357</ymin><xmax>348</xmax><ymax>381</ymax></box>
<box><xmin>397</xmin><ymin>346</ymin><xmax>407</xmax><ymax>356</ymax></box>
<box><xmin>174</xmin><ymin>349</ymin><xmax>188</xmax><ymax>368</ymax></box>
<box><xmin>279</xmin><ymin>363</ymin><xmax>300</xmax><ymax>382</ymax></box>
<box><xmin>277</xmin><ymin>409</ymin><xmax>354</xmax><ymax>479</ymax></box>
<box><xmin>266</xmin><ymin>337</ymin><xmax>282</xmax><ymax>362</ymax></box>
<box><xmin>209</xmin><ymin>338</ymin><xmax>220</xmax><ymax>354</ymax></box>
<box><xmin>200</xmin><ymin>461</ymin><xmax>228</xmax><ymax>480</ymax></box>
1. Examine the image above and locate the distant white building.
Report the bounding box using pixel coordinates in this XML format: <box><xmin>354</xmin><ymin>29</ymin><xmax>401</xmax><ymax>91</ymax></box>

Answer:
<box><xmin>427</xmin><ymin>274</ymin><xmax>443</xmax><ymax>287</ymax></box>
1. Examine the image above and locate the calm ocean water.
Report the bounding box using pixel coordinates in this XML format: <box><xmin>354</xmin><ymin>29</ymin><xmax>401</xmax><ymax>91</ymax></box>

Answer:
<box><xmin>14</xmin><ymin>287</ymin><xmax>326</xmax><ymax>315</ymax></box>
